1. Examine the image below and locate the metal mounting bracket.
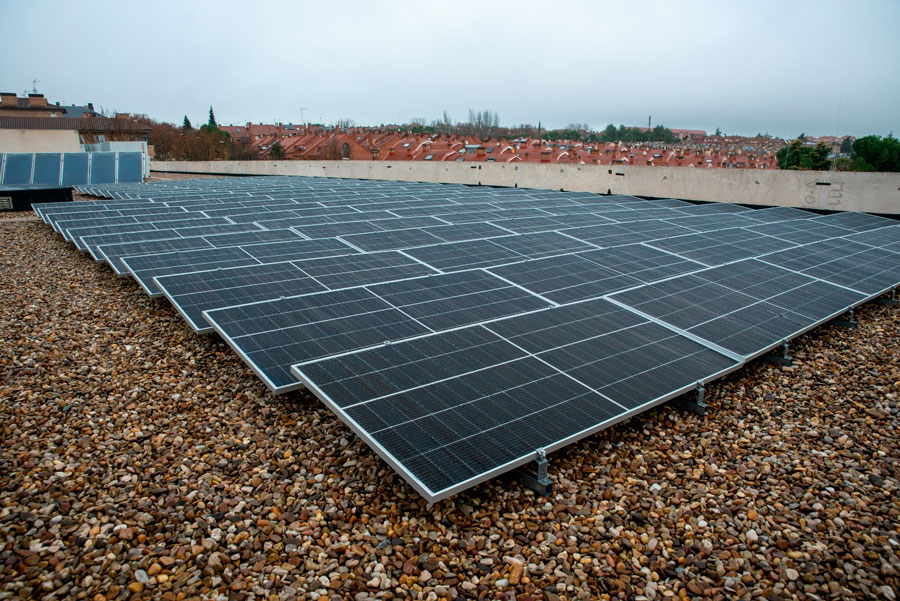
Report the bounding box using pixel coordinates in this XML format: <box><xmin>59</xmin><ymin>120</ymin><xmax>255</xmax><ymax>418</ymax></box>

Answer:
<box><xmin>833</xmin><ymin>308</ymin><xmax>858</xmax><ymax>329</ymax></box>
<box><xmin>511</xmin><ymin>448</ymin><xmax>553</xmax><ymax>496</ymax></box>
<box><xmin>764</xmin><ymin>340</ymin><xmax>793</xmax><ymax>366</ymax></box>
<box><xmin>875</xmin><ymin>289</ymin><xmax>898</xmax><ymax>307</ymax></box>
<box><xmin>673</xmin><ymin>381</ymin><xmax>708</xmax><ymax>416</ymax></box>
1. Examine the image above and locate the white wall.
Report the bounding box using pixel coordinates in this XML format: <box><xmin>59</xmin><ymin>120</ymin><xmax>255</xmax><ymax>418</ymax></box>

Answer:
<box><xmin>0</xmin><ymin>129</ymin><xmax>82</xmax><ymax>153</ymax></box>
<box><xmin>153</xmin><ymin>160</ymin><xmax>900</xmax><ymax>215</ymax></box>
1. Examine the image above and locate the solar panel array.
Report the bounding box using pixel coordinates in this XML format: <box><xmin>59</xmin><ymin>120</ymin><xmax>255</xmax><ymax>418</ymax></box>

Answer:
<box><xmin>36</xmin><ymin>176</ymin><xmax>900</xmax><ymax>501</ymax></box>
<box><xmin>0</xmin><ymin>152</ymin><xmax>144</xmax><ymax>186</ymax></box>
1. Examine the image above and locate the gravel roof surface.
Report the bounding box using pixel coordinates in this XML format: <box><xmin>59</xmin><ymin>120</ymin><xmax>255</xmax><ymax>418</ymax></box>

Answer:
<box><xmin>1</xmin><ymin>212</ymin><xmax>899</xmax><ymax>601</ymax></box>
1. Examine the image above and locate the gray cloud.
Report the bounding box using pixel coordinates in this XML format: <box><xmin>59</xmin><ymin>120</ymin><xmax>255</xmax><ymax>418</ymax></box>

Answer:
<box><xmin>2</xmin><ymin>0</ymin><xmax>897</xmax><ymax>137</ymax></box>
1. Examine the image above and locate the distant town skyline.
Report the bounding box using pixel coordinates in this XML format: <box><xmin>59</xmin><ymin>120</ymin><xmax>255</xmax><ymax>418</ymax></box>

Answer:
<box><xmin>2</xmin><ymin>0</ymin><xmax>898</xmax><ymax>139</ymax></box>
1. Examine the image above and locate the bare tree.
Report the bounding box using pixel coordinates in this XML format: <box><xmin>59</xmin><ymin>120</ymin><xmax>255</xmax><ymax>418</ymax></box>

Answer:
<box><xmin>335</xmin><ymin>118</ymin><xmax>355</xmax><ymax>130</ymax></box>
<box><xmin>317</xmin><ymin>136</ymin><xmax>344</xmax><ymax>160</ymax></box>
<box><xmin>439</xmin><ymin>109</ymin><xmax>454</xmax><ymax>135</ymax></box>
<box><xmin>465</xmin><ymin>109</ymin><xmax>500</xmax><ymax>139</ymax></box>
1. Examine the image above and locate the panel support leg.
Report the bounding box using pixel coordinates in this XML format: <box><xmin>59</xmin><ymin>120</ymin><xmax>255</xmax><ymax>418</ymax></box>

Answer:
<box><xmin>512</xmin><ymin>449</ymin><xmax>553</xmax><ymax>496</ymax></box>
<box><xmin>764</xmin><ymin>340</ymin><xmax>793</xmax><ymax>366</ymax></box>
<box><xmin>833</xmin><ymin>308</ymin><xmax>858</xmax><ymax>329</ymax></box>
<box><xmin>875</xmin><ymin>289</ymin><xmax>898</xmax><ymax>307</ymax></box>
<box><xmin>672</xmin><ymin>382</ymin><xmax>708</xmax><ymax>416</ymax></box>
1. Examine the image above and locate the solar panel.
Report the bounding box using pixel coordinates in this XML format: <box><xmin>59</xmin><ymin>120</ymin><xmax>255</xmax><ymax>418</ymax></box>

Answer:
<box><xmin>489</xmin><ymin>253</ymin><xmax>640</xmax><ymax>303</ymax></box>
<box><xmin>296</xmin><ymin>251</ymin><xmax>437</xmax><ymax>289</ymax></box>
<box><xmin>36</xmin><ymin>175</ymin><xmax>899</xmax><ymax>502</ymax></box>
<box><xmin>674</xmin><ymin>202</ymin><xmax>752</xmax><ymax>215</ymax></box>
<box><xmin>843</xmin><ymin>224</ymin><xmax>900</xmax><ymax>250</ymax></box>
<box><xmin>340</xmin><ymin>228</ymin><xmax>446</xmax><ymax>252</ymax></box>
<box><xmin>610</xmin><ymin>259</ymin><xmax>866</xmax><ymax>359</ymax></box>
<box><xmin>158</xmin><ymin>262</ymin><xmax>325</xmax><ymax>332</ymax></box>
<box><xmin>489</xmin><ymin>231</ymin><xmax>596</xmax><ymax>258</ymax></box>
<box><xmin>205</xmin><ymin>287</ymin><xmax>433</xmax><ymax>392</ymax></box>
<box><xmin>290</xmin><ymin>221</ymin><xmax>382</xmax><ymax>239</ymax></box>
<box><xmin>205</xmin><ymin>269</ymin><xmax>550</xmax><ymax>392</ymax></box>
<box><xmin>123</xmin><ymin>247</ymin><xmax>261</xmax><ymax>296</ymax></box>
<box><xmin>90</xmin><ymin>153</ymin><xmax>117</xmax><ymax>184</ymax></box>
<box><xmin>41</xmin><ymin>200</ymin><xmax>147</xmax><ymax>224</ymax></box>
<box><xmin>157</xmin><ymin>251</ymin><xmax>436</xmax><ymax>333</ymax></box>
<box><xmin>744</xmin><ymin>220</ymin><xmax>853</xmax><ymax>245</ymax></box>
<box><xmin>76</xmin><ymin>221</ymin><xmax>252</xmax><ymax>256</ymax></box>
<box><xmin>56</xmin><ymin>216</ymin><xmax>140</xmax><ymax>237</ymax></box>
<box><xmin>56</xmin><ymin>209</ymin><xmax>193</xmax><ymax>239</ymax></box>
<box><xmin>645</xmin><ymin>229</ymin><xmax>795</xmax><ymax>266</ymax></box>
<box><xmin>99</xmin><ymin>237</ymin><xmax>216</xmax><ymax>275</ymax></box>
<box><xmin>77</xmin><ymin>228</ymin><xmax>177</xmax><ymax>255</ymax></box>
<box><xmin>664</xmin><ymin>213</ymin><xmax>762</xmax><ymax>232</ymax></box>
<box><xmin>811</xmin><ymin>211</ymin><xmax>896</xmax><ymax>231</ymax></box>
<box><xmin>495</xmin><ymin>306</ymin><xmax>737</xmax><ymax>410</ymax></box>
<box><xmin>239</xmin><ymin>237</ymin><xmax>355</xmax><ymax>263</ymax></box>
<box><xmin>367</xmin><ymin>270</ymin><xmax>548</xmax><ymax>331</ymax></box>
<box><xmin>651</xmin><ymin>198</ymin><xmax>695</xmax><ymax>208</ymax></box>
<box><xmin>293</xmin><ymin>299</ymin><xmax>738</xmax><ymax>501</ymax></box>
<box><xmin>117</xmin><ymin>152</ymin><xmax>144</xmax><ymax>182</ymax></box>
<box><xmin>564</xmin><ymin>221</ymin><xmax>694</xmax><ymax>248</ymax></box>
<box><xmin>33</xmin><ymin>153</ymin><xmax>62</xmax><ymax>185</ymax></box>
<box><xmin>404</xmin><ymin>238</ymin><xmax>526</xmax><ymax>271</ymax></box>
<box><xmin>742</xmin><ymin>206</ymin><xmax>816</xmax><ymax>222</ymax></box>
<box><xmin>760</xmin><ymin>238</ymin><xmax>900</xmax><ymax>297</ymax></box>
<box><xmin>1</xmin><ymin>154</ymin><xmax>33</xmax><ymax>185</ymax></box>
<box><xmin>61</xmin><ymin>153</ymin><xmax>90</xmax><ymax>186</ymax></box>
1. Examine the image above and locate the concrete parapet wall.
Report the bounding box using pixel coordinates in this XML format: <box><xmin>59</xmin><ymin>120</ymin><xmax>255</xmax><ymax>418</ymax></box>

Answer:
<box><xmin>0</xmin><ymin>130</ymin><xmax>82</xmax><ymax>153</ymax></box>
<box><xmin>153</xmin><ymin>160</ymin><xmax>900</xmax><ymax>215</ymax></box>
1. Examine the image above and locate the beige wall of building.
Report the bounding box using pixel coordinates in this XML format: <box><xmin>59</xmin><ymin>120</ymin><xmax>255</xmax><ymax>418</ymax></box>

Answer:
<box><xmin>153</xmin><ymin>160</ymin><xmax>900</xmax><ymax>215</ymax></box>
<box><xmin>0</xmin><ymin>129</ymin><xmax>82</xmax><ymax>153</ymax></box>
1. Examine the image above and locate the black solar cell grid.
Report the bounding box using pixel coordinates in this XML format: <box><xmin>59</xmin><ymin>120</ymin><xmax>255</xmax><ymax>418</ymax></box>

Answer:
<box><xmin>46</xmin><ymin>176</ymin><xmax>898</xmax><ymax>502</ymax></box>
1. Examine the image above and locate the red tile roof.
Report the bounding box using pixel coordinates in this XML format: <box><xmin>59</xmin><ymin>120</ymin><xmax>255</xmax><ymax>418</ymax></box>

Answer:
<box><xmin>0</xmin><ymin>116</ymin><xmax>151</xmax><ymax>132</ymax></box>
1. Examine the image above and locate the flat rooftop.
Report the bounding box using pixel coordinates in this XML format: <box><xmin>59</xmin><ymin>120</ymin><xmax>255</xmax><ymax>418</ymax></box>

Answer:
<box><xmin>1</xmin><ymin>178</ymin><xmax>899</xmax><ymax>599</ymax></box>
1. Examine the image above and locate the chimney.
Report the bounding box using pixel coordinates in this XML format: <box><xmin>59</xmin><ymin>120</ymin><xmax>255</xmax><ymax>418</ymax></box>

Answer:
<box><xmin>1</xmin><ymin>92</ymin><xmax>16</xmax><ymax>107</ymax></box>
<box><xmin>28</xmin><ymin>93</ymin><xmax>47</xmax><ymax>108</ymax></box>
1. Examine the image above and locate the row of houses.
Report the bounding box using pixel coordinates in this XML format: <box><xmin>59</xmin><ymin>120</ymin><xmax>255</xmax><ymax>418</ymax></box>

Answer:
<box><xmin>0</xmin><ymin>93</ymin><xmax>151</xmax><ymax>151</ymax></box>
<box><xmin>221</xmin><ymin>123</ymin><xmax>781</xmax><ymax>168</ymax></box>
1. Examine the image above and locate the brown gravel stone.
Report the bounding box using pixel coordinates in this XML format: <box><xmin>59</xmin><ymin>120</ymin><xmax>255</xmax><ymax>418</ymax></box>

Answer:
<box><xmin>1</xmin><ymin>207</ymin><xmax>900</xmax><ymax>601</ymax></box>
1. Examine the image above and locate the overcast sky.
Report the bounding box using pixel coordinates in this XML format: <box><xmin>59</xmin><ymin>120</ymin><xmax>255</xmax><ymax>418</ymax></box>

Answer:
<box><xmin>2</xmin><ymin>0</ymin><xmax>898</xmax><ymax>138</ymax></box>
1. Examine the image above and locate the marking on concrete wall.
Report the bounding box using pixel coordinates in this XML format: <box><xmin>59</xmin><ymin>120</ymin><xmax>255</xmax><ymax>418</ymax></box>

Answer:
<box><xmin>805</xmin><ymin>180</ymin><xmax>844</xmax><ymax>208</ymax></box>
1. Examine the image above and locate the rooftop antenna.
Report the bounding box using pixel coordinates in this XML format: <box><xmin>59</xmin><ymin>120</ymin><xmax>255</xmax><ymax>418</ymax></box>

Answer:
<box><xmin>299</xmin><ymin>107</ymin><xmax>307</xmax><ymax>122</ymax></box>
<box><xmin>32</xmin><ymin>79</ymin><xmax>40</xmax><ymax>93</ymax></box>
<box><xmin>832</xmin><ymin>92</ymin><xmax>842</xmax><ymax>172</ymax></box>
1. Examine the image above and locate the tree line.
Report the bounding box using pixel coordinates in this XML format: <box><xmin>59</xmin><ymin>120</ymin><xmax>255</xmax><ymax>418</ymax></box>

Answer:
<box><xmin>148</xmin><ymin>107</ymin><xmax>252</xmax><ymax>161</ymax></box>
<box><xmin>408</xmin><ymin>111</ymin><xmax>678</xmax><ymax>143</ymax></box>
<box><xmin>777</xmin><ymin>134</ymin><xmax>900</xmax><ymax>172</ymax></box>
